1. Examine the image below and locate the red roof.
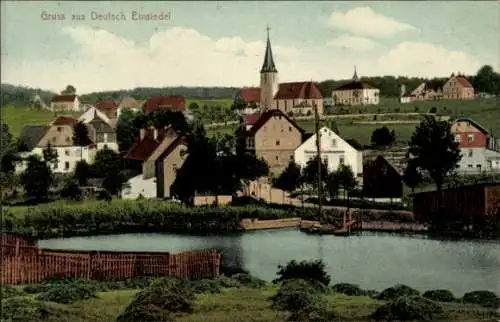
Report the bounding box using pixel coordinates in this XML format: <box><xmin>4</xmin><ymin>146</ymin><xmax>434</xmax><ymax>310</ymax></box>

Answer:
<box><xmin>240</xmin><ymin>87</ymin><xmax>261</xmax><ymax>103</ymax></box>
<box><xmin>95</xmin><ymin>100</ymin><xmax>117</xmax><ymax>110</ymax></box>
<box><xmin>125</xmin><ymin>129</ymin><xmax>166</xmax><ymax>161</ymax></box>
<box><xmin>246</xmin><ymin>109</ymin><xmax>304</xmax><ymax>136</ymax></box>
<box><xmin>142</xmin><ymin>96</ymin><xmax>186</xmax><ymax>113</ymax></box>
<box><xmin>274</xmin><ymin>82</ymin><xmax>324</xmax><ymax>100</ymax></box>
<box><xmin>455</xmin><ymin>76</ymin><xmax>473</xmax><ymax>88</ymax></box>
<box><xmin>52</xmin><ymin>116</ymin><xmax>76</xmax><ymax>126</ymax></box>
<box><xmin>51</xmin><ymin>95</ymin><xmax>77</xmax><ymax>103</ymax></box>
<box><xmin>243</xmin><ymin>113</ymin><xmax>261</xmax><ymax>126</ymax></box>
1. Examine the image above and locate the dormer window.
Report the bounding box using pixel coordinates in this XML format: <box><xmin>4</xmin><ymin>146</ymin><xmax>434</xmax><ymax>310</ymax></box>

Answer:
<box><xmin>467</xmin><ymin>134</ymin><xmax>474</xmax><ymax>142</ymax></box>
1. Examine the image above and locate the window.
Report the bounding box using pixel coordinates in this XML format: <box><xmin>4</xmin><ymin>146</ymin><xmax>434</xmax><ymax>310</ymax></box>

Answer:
<box><xmin>247</xmin><ymin>137</ymin><xmax>255</xmax><ymax>148</ymax></box>
<box><xmin>65</xmin><ymin>149</ymin><xmax>70</xmax><ymax>156</ymax></box>
<box><xmin>64</xmin><ymin>162</ymin><xmax>70</xmax><ymax>170</ymax></box>
<box><xmin>454</xmin><ymin>135</ymin><xmax>461</xmax><ymax>142</ymax></box>
<box><xmin>276</xmin><ymin>140</ymin><xmax>280</xmax><ymax>146</ymax></box>
<box><xmin>339</xmin><ymin>156</ymin><xmax>344</xmax><ymax>165</ymax></box>
<box><xmin>468</xmin><ymin>149</ymin><xmax>473</xmax><ymax>157</ymax></box>
<box><xmin>289</xmin><ymin>126</ymin><xmax>292</xmax><ymax>132</ymax></box>
<box><xmin>103</xmin><ymin>144</ymin><xmax>108</xmax><ymax>149</ymax></box>
<box><xmin>173</xmin><ymin>163</ymin><xmax>178</xmax><ymax>172</ymax></box>
<box><xmin>468</xmin><ymin>164</ymin><xmax>473</xmax><ymax>168</ymax></box>
<box><xmin>57</xmin><ymin>127</ymin><xmax>63</xmax><ymax>132</ymax></box>
<box><xmin>275</xmin><ymin>155</ymin><xmax>279</xmax><ymax>161</ymax></box>
<box><xmin>332</xmin><ymin>139</ymin><xmax>337</xmax><ymax>147</ymax></box>
<box><xmin>467</xmin><ymin>134</ymin><xmax>474</xmax><ymax>142</ymax></box>
<box><xmin>66</xmin><ymin>136</ymin><xmax>70</xmax><ymax>143</ymax></box>
<box><xmin>51</xmin><ymin>137</ymin><xmax>56</xmax><ymax>143</ymax></box>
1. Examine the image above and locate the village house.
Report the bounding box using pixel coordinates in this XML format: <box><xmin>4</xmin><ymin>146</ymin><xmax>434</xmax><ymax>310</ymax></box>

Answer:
<box><xmin>412</xmin><ymin>182</ymin><xmax>500</xmax><ymax>220</ymax></box>
<box><xmin>442</xmin><ymin>74</ymin><xmax>475</xmax><ymax>100</ymax></box>
<box><xmin>451</xmin><ymin>118</ymin><xmax>500</xmax><ymax>173</ymax></box>
<box><xmin>294</xmin><ymin>126</ymin><xmax>364</xmax><ymax>177</ymax></box>
<box><xmin>242</xmin><ymin>109</ymin><xmax>304</xmax><ymax>173</ymax></box>
<box><xmin>17</xmin><ymin>116</ymin><xmax>97</xmax><ymax>173</ymax></box>
<box><xmin>95</xmin><ymin>100</ymin><xmax>118</xmax><ymax>119</ymax></box>
<box><xmin>362</xmin><ymin>153</ymin><xmax>408</xmax><ymax>200</ymax></box>
<box><xmin>117</xmin><ymin>96</ymin><xmax>144</xmax><ymax>118</ymax></box>
<box><xmin>123</xmin><ymin>126</ymin><xmax>188</xmax><ymax>199</ymax></box>
<box><xmin>142</xmin><ymin>95</ymin><xmax>194</xmax><ymax>121</ymax></box>
<box><xmin>331</xmin><ymin>67</ymin><xmax>380</xmax><ymax>107</ymax></box>
<box><xmin>79</xmin><ymin>107</ymin><xmax>119</xmax><ymax>152</ymax></box>
<box><xmin>233</xmin><ymin>27</ymin><xmax>325</xmax><ymax>116</ymax></box>
<box><xmin>50</xmin><ymin>94</ymin><xmax>80</xmax><ymax>112</ymax></box>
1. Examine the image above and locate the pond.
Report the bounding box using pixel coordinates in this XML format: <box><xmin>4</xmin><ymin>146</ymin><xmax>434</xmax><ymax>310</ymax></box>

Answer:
<box><xmin>38</xmin><ymin>229</ymin><xmax>500</xmax><ymax>296</ymax></box>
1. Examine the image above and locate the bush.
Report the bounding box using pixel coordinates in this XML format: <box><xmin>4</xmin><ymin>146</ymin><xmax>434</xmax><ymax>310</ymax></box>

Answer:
<box><xmin>190</xmin><ymin>279</ymin><xmax>221</xmax><ymax>294</ymax></box>
<box><xmin>0</xmin><ymin>298</ymin><xmax>56</xmax><ymax>322</ymax></box>
<box><xmin>214</xmin><ymin>275</ymin><xmax>242</xmax><ymax>288</ymax></box>
<box><xmin>273</xmin><ymin>259</ymin><xmax>330</xmax><ymax>290</ymax></box>
<box><xmin>1</xmin><ymin>285</ymin><xmax>21</xmax><ymax>299</ymax></box>
<box><xmin>23</xmin><ymin>284</ymin><xmax>52</xmax><ymax>294</ymax></box>
<box><xmin>331</xmin><ymin>283</ymin><xmax>366</xmax><ymax>296</ymax></box>
<box><xmin>371</xmin><ymin>296</ymin><xmax>446</xmax><ymax>321</ymax></box>
<box><xmin>271</xmin><ymin>279</ymin><xmax>328</xmax><ymax>321</ymax></box>
<box><xmin>117</xmin><ymin>278</ymin><xmax>195</xmax><ymax>322</ymax></box>
<box><xmin>232</xmin><ymin>273</ymin><xmax>267</xmax><ymax>288</ymax></box>
<box><xmin>462</xmin><ymin>290</ymin><xmax>500</xmax><ymax>309</ymax></box>
<box><xmin>422</xmin><ymin>289</ymin><xmax>456</xmax><ymax>302</ymax></box>
<box><xmin>376</xmin><ymin>284</ymin><xmax>420</xmax><ymax>301</ymax></box>
<box><xmin>36</xmin><ymin>283</ymin><xmax>97</xmax><ymax>304</ymax></box>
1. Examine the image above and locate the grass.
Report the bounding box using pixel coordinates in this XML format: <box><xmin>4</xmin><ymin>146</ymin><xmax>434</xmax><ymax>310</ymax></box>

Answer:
<box><xmin>4</xmin><ymin>285</ymin><xmax>498</xmax><ymax>322</ymax></box>
<box><xmin>2</xmin><ymin>106</ymin><xmax>81</xmax><ymax>137</ymax></box>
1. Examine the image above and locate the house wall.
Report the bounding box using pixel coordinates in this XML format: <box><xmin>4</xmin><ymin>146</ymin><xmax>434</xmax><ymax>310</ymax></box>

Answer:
<box><xmin>260</xmin><ymin>72</ymin><xmax>278</xmax><ymax>111</ymax></box>
<box><xmin>17</xmin><ymin>146</ymin><xmax>97</xmax><ymax>174</ymax></box>
<box><xmin>159</xmin><ymin>143</ymin><xmax>188</xmax><ymax>198</ymax></box>
<box><xmin>442</xmin><ymin>77</ymin><xmax>475</xmax><ymax>100</ymax></box>
<box><xmin>294</xmin><ymin>127</ymin><xmax>363</xmax><ymax>177</ymax></box>
<box><xmin>121</xmin><ymin>175</ymin><xmax>157</xmax><ymax>199</ymax></box>
<box><xmin>38</xmin><ymin>125</ymin><xmax>74</xmax><ymax>147</ymax></box>
<box><xmin>332</xmin><ymin>88</ymin><xmax>380</xmax><ymax>106</ymax></box>
<box><xmin>73</xmin><ymin>97</ymin><xmax>80</xmax><ymax>112</ymax></box>
<box><xmin>457</xmin><ymin>147</ymin><xmax>488</xmax><ymax>172</ymax></box>
<box><xmin>274</xmin><ymin>98</ymin><xmax>324</xmax><ymax>116</ymax></box>
<box><xmin>253</xmin><ymin>115</ymin><xmax>302</xmax><ymax>171</ymax></box>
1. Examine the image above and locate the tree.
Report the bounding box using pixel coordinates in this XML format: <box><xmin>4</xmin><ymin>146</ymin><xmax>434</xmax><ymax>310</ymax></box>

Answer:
<box><xmin>116</xmin><ymin>109</ymin><xmax>142</xmax><ymax>153</ymax></box>
<box><xmin>102</xmin><ymin>171</ymin><xmax>127</xmax><ymax>196</ymax></box>
<box><xmin>42</xmin><ymin>143</ymin><xmax>58</xmax><ymax>167</ymax></box>
<box><xmin>72</xmin><ymin>121</ymin><xmax>91</xmax><ymax>160</ymax></box>
<box><xmin>474</xmin><ymin>65</ymin><xmax>500</xmax><ymax>95</ymax></box>
<box><xmin>20</xmin><ymin>155</ymin><xmax>53</xmax><ymax>201</ymax></box>
<box><xmin>188</xmin><ymin>102</ymin><xmax>199</xmax><ymax>110</ymax></box>
<box><xmin>371</xmin><ymin>126</ymin><xmax>396</xmax><ymax>147</ymax></box>
<box><xmin>408</xmin><ymin>116</ymin><xmax>461</xmax><ymax>214</ymax></box>
<box><xmin>301</xmin><ymin>156</ymin><xmax>328</xmax><ymax>194</ymax></box>
<box><xmin>337</xmin><ymin>164</ymin><xmax>357</xmax><ymax>201</ymax></box>
<box><xmin>326</xmin><ymin>171</ymin><xmax>340</xmax><ymax>200</ymax></box>
<box><xmin>0</xmin><ymin>124</ymin><xmax>18</xmax><ymax>174</ymax></box>
<box><xmin>92</xmin><ymin>148</ymin><xmax>123</xmax><ymax>178</ymax></box>
<box><xmin>61</xmin><ymin>85</ymin><xmax>76</xmax><ymax>95</ymax></box>
<box><xmin>74</xmin><ymin>160</ymin><xmax>90</xmax><ymax>186</ymax></box>
<box><xmin>402</xmin><ymin>158</ymin><xmax>423</xmax><ymax>194</ymax></box>
<box><xmin>329</xmin><ymin>121</ymin><xmax>340</xmax><ymax>135</ymax></box>
<box><xmin>274</xmin><ymin>160</ymin><xmax>302</xmax><ymax>203</ymax></box>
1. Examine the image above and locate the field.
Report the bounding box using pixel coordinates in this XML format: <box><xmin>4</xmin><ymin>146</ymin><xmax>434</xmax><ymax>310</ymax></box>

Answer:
<box><xmin>3</xmin><ymin>285</ymin><xmax>498</xmax><ymax>322</ymax></box>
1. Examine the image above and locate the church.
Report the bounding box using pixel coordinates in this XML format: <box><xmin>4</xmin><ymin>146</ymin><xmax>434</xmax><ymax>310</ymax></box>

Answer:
<box><xmin>234</xmin><ymin>27</ymin><xmax>325</xmax><ymax>116</ymax></box>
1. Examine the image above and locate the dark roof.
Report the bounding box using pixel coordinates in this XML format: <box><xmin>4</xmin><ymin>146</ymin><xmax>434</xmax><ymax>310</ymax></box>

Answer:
<box><xmin>452</xmin><ymin>118</ymin><xmax>489</xmax><ymax>134</ymax></box>
<box><xmin>52</xmin><ymin>116</ymin><xmax>76</xmax><ymax>126</ymax></box>
<box><xmin>345</xmin><ymin>139</ymin><xmax>364</xmax><ymax>151</ymax></box>
<box><xmin>333</xmin><ymin>81</ymin><xmax>378</xmax><ymax>91</ymax></box>
<box><xmin>243</xmin><ymin>113</ymin><xmax>262</xmax><ymax>126</ymax></box>
<box><xmin>455</xmin><ymin>76</ymin><xmax>473</xmax><ymax>88</ymax></box>
<box><xmin>246</xmin><ymin>109</ymin><xmax>304</xmax><ymax>136</ymax></box>
<box><xmin>95</xmin><ymin>100</ymin><xmax>117</xmax><ymax>110</ymax></box>
<box><xmin>19</xmin><ymin>125</ymin><xmax>50</xmax><ymax>150</ymax></box>
<box><xmin>125</xmin><ymin>130</ymin><xmax>166</xmax><ymax>161</ymax></box>
<box><xmin>239</xmin><ymin>87</ymin><xmax>261</xmax><ymax>103</ymax></box>
<box><xmin>51</xmin><ymin>95</ymin><xmax>77</xmax><ymax>103</ymax></box>
<box><xmin>88</xmin><ymin>119</ymin><xmax>114</xmax><ymax>133</ymax></box>
<box><xmin>260</xmin><ymin>31</ymin><xmax>278</xmax><ymax>73</ymax></box>
<box><xmin>143</xmin><ymin>96</ymin><xmax>186</xmax><ymax>113</ymax></box>
<box><xmin>274</xmin><ymin>82</ymin><xmax>323</xmax><ymax>100</ymax></box>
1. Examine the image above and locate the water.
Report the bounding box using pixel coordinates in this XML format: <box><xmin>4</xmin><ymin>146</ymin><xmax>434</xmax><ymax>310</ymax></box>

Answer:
<box><xmin>37</xmin><ymin>229</ymin><xmax>500</xmax><ymax>296</ymax></box>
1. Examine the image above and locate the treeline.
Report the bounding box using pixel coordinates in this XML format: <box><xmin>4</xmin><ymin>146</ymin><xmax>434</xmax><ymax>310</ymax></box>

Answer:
<box><xmin>1</xmin><ymin>84</ymin><xmax>56</xmax><ymax>108</ymax></box>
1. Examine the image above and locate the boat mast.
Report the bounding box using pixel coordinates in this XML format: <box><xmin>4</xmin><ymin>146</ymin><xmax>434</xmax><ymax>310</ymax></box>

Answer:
<box><xmin>313</xmin><ymin>102</ymin><xmax>323</xmax><ymax>223</ymax></box>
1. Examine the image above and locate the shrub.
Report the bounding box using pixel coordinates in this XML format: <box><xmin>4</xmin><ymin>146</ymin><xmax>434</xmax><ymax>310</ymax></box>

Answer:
<box><xmin>23</xmin><ymin>284</ymin><xmax>52</xmax><ymax>294</ymax></box>
<box><xmin>1</xmin><ymin>285</ymin><xmax>21</xmax><ymax>299</ymax></box>
<box><xmin>422</xmin><ymin>289</ymin><xmax>455</xmax><ymax>302</ymax></box>
<box><xmin>190</xmin><ymin>279</ymin><xmax>221</xmax><ymax>294</ymax></box>
<box><xmin>462</xmin><ymin>290</ymin><xmax>500</xmax><ymax>309</ymax></box>
<box><xmin>271</xmin><ymin>279</ymin><xmax>328</xmax><ymax>321</ymax></box>
<box><xmin>36</xmin><ymin>283</ymin><xmax>97</xmax><ymax>304</ymax></box>
<box><xmin>376</xmin><ymin>284</ymin><xmax>420</xmax><ymax>301</ymax></box>
<box><xmin>0</xmin><ymin>298</ymin><xmax>55</xmax><ymax>321</ymax></box>
<box><xmin>429</xmin><ymin>107</ymin><xmax>437</xmax><ymax>113</ymax></box>
<box><xmin>331</xmin><ymin>283</ymin><xmax>366</xmax><ymax>296</ymax></box>
<box><xmin>273</xmin><ymin>259</ymin><xmax>330</xmax><ymax>290</ymax></box>
<box><xmin>214</xmin><ymin>275</ymin><xmax>242</xmax><ymax>288</ymax></box>
<box><xmin>117</xmin><ymin>278</ymin><xmax>195</xmax><ymax>322</ymax></box>
<box><xmin>371</xmin><ymin>296</ymin><xmax>446</xmax><ymax>321</ymax></box>
<box><xmin>232</xmin><ymin>273</ymin><xmax>266</xmax><ymax>288</ymax></box>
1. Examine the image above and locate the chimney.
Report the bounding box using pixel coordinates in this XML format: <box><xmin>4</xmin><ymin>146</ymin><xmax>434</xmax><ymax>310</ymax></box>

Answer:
<box><xmin>140</xmin><ymin>129</ymin><xmax>146</xmax><ymax>140</ymax></box>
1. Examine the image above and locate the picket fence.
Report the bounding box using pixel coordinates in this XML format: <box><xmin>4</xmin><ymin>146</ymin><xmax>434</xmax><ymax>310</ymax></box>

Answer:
<box><xmin>1</xmin><ymin>234</ymin><xmax>221</xmax><ymax>285</ymax></box>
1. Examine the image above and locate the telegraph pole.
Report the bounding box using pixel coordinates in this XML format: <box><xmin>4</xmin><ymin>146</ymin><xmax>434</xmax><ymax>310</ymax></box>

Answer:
<box><xmin>313</xmin><ymin>102</ymin><xmax>323</xmax><ymax>223</ymax></box>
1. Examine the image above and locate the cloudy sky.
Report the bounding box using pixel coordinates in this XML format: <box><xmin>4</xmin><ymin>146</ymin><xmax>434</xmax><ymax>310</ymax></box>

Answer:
<box><xmin>1</xmin><ymin>1</ymin><xmax>499</xmax><ymax>93</ymax></box>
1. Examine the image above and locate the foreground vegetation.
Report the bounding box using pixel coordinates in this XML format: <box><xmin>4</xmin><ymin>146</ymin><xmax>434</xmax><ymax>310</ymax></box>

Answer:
<box><xmin>2</xmin><ymin>199</ymin><xmax>416</xmax><ymax>240</ymax></box>
<box><xmin>1</xmin><ymin>260</ymin><xmax>499</xmax><ymax>321</ymax></box>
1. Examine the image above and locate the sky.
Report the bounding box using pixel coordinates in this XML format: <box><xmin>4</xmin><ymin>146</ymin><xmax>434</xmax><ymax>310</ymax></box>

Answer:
<box><xmin>1</xmin><ymin>1</ymin><xmax>499</xmax><ymax>94</ymax></box>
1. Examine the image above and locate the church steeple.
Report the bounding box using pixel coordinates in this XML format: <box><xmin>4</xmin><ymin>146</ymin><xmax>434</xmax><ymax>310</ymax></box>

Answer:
<box><xmin>353</xmin><ymin>65</ymin><xmax>359</xmax><ymax>82</ymax></box>
<box><xmin>260</xmin><ymin>25</ymin><xmax>278</xmax><ymax>73</ymax></box>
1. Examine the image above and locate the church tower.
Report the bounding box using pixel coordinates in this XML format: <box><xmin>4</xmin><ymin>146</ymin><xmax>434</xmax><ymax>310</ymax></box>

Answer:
<box><xmin>260</xmin><ymin>26</ymin><xmax>279</xmax><ymax>112</ymax></box>
<box><xmin>352</xmin><ymin>65</ymin><xmax>359</xmax><ymax>82</ymax></box>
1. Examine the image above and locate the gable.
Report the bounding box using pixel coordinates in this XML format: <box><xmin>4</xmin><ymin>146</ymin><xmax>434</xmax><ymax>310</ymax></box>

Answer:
<box><xmin>296</xmin><ymin>127</ymin><xmax>359</xmax><ymax>153</ymax></box>
<box><xmin>246</xmin><ymin>109</ymin><xmax>304</xmax><ymax>136</ymax></box>
<box><xmin>451</xmin><ymin>118</ymin><xmax>489</xmax><ymax>134</ymax></box>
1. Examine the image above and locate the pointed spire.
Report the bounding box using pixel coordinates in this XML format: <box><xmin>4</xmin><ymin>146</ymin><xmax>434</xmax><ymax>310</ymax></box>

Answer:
<box><xmin>353</xmin><ymin>65</ymin><xmax>359</xmax><ymax>82</ymax></box>
<box><xmin>260</xmin><ymin>25</ymin><xmax>278</xmax><ymax>73</ymax></box>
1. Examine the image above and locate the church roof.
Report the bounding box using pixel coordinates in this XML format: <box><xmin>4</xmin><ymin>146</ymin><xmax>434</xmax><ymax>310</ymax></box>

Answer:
<box><xmin>260</xmin><ymin>29</ymin><xmax>278</xmax><ymax>73</ymax></box>
<box><xmin>274</xmin><ymin>81</ymin><xmax>324</xmax><ymax>100</ymax></box>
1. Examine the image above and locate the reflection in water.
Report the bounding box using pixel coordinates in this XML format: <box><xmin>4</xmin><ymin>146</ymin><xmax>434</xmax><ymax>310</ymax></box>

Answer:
<box><xmin>38</xmin><ymin>229</ymin><xmax>500</xmax><ymax>295</ymax></box>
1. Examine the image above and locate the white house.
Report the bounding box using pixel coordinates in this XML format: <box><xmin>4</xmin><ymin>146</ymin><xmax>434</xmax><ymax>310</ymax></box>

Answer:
<box><xmin>121</xmin><ymin>175</ymin><xmax>157</xmax><ymax>199</ymax></box>
<box><xmin>79</xmin><ymin>106</ymin><xmax>112</xmax><ymax>125</ymax></box>
<box><xmin>294</xmin><ymin>126</ymin><xmax>364</xmax><ymax>177</ymax></box>
<box><xmin>331</xmin><ymin>68</ymin><xmax>380</xmax><ymax>107</ymax></box>
<box><xmin>79</xmin><ymin>107</ymin><xmax>119</xmax><ymax>152</ymax></box>
<box><xmin>50</xmin><ymin>95</ymin><xmax>80</xmax><ymax>112</ymax></box>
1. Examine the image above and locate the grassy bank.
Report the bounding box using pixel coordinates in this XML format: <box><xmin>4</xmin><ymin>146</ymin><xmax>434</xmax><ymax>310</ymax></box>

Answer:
<box><xmin>1</xmin><ymin>275</ymin><xmax>498</xmax><ymax>322</ymax></box>
<box><xmin>3</xmin><ymin>199</ymin><xmax>417</xmax><ymax>240</ymax></box>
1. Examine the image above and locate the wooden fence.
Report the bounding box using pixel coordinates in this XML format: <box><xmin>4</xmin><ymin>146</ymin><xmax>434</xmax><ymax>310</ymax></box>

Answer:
<box><xmin>1</xmin><ymin>234</ymin><xmax>221</xmax><ymax>285</ymax></box>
